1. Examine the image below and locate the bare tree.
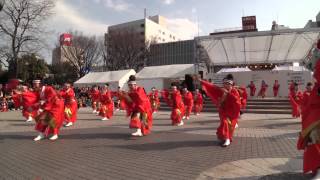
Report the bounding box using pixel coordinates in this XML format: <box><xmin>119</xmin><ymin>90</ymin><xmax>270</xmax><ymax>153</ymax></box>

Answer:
<box><xmin>60</xmin><ymin>31</ymin><xmax>102</xmax><ymax>78</ymax></box>
<box><xmin>0</xmin><ymin>0</ymin><xmax>5</xmax><ymax>11</ymax></box>
<box><xmin>104</xmin><ymin>29</ymin><xmax>155</xmax><ymax>71</ymax></box>
<box><xmin>0</xmin><ymin>0</ymin><xmax>55</xmax><ymax>78</ymax></box>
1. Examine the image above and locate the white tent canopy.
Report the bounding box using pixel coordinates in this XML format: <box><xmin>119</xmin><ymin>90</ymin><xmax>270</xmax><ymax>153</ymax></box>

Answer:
<box><xmin>217</xmin><ymin>67</ymin><xmax>251</xmax><ymax>73</ymax></box>
<box><xmin>272</xmin><ymin>65</ymin><xmax>309</xmax><ymax>71</ymax></box>
<box><xmin>136</xmin><ymin>64</ymin><xmax>199</xmax><ymax>92</ymax></box>
<box><xmin>197</xmin><ymin>28</ymin><xmax>320</xmax><ymax>66</ymax></box>
<box><xmin>74</xmin><ymin>69</ymin><xmax>136</xmax><ymax>90</ymax></box>
<box><xmin>136</xmin><ymin>64</ymin><xmax>196</xmax><ymax>79</ymax></box>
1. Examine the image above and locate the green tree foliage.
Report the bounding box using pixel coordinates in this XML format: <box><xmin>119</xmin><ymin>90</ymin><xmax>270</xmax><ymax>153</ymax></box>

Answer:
<box><xmin>17</xmin><ymin>54</ymin><xmax>49</xmax><ymax>83</ymax></box>
<box><xmin>47</xmin><ymin>62</ymin><xmax>78</xmax><ymax>85</ymax></box>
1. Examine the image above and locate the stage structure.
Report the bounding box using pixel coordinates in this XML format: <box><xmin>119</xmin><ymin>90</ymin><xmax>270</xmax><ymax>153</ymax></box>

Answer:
<box><xmin>196</xmin><ymin>28</ymin><xmax>320</xmax><ymax>72</ymax></box>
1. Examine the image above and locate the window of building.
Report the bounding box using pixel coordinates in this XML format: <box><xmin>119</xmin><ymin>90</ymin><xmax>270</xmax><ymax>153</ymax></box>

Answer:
<box><xmin>140</xmin><ymin>31</ymin><xmax>145</xmax><ymax>35</ymax></box>
<box><xmin>140</xmin><ymin>23</ymin><xmax>145</xmax><ymax>28</ymax></box>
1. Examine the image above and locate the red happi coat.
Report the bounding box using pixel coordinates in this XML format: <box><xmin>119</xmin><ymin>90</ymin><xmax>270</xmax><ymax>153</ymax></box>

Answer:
<box><xmin>161</xmin><ymin>89</ymin><xmax>173</xmax><ymax>107</ymax></box>
<box><xmin>99</xmin><ymin>90</ymin><xmax>114</xmax><ymax>119</ymax></box>
<box><xmin>60</xmin><ymin>88</ymin><xmax>78</xmax><ymax>123</ymax></box>
<box><xmin>35</xmin><ymin>86</ymin><xmax>65</xmax><ymax>136</ymax></box>
<box><xmin>297</xmin><ymin>60</ymin><xmax>320</xmax><ymax>173</ymax></box>
<box><xmin>170</xmin><ymin>90</ymin><xmax>185</xmax><ymax>125</ymax></box>
<box><xmin>194</xmin><ymin>93</ymin><xmax>203</xmax><ymax>114</ymax></box>
<box><xmin>258</xmin><ymin>84</ymin><xmax>268</xmax><ymax>97</ymax></box>
<box><xmin>237</xmin><ymin>87</ymin><xmax>248</xmax><ymax>109</ymax></box>
<box><xmin>289</xmin><ymin>91</ymin><xmax>303</xmax><ymax>118</ymax></box>
<box><xmin>126</xmin><ymin>87</ymin><xmax>153</xmax><ymax>136</ymax></box>
<box><xmin>90</xmin><ymin>89</ymin><xmax>100</xmax><ymax>110</ymax></box>
<box><xmin>21</xmin><ymin>90</ymin><xmax>39</xmax><ymax>119</ymax></box>
<box><xmin>183</xmin><ymin>91</ymin><xmax>193</xmax><ymax>117</ymax></box>
<box><xmin>248</xmin><ymin>83</ymin><xmax>256</xmax><ymax>96</ymax></box>
<box><xmin>148</xmin><ymin>91</ymin><xmax>160</xmax><ymax>113</ymax></box>
<box><xmin>112</xmin><ymin>91</ymin><xmax>127</xmax><ymax>110</ymax></box>
<box><xmin>201</xmin><ymin>80</ymin><xmax>241</xmax><ymax>141</ymax></box>
<box><xmin>12</xmin><ymin>92</ymin><xmax>22</xmax><ymax>109</ymax></box>
<box><xmin>273</xmin><ymin>83</ymin><xmax>280</xmax><ymax>97</ymax></box>
<box><xmin>289</xmin><ymin>82</ymin><xmax>295</xmax><ymax>95</ymax></box>
<box><xmin>300</xmin><ymin>90</ymin><xmax>311</xmax><ymax>119</ymax></box>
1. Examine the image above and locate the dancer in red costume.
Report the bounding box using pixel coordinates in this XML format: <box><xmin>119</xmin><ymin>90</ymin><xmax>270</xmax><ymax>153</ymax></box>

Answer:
<box><xmin>258</xmin><ymin>80</ymin><xmax>268</xmax><ymax>98</ymax></box>
<box><xmin>182</xmin><ymin>88</ymin><xmax>193</xmax><ymax>120</ymax></box>
<box><xmin>148</xmin><ymin>87</ymin><xmax>160</xmax><ymax>113</ymax></box>
<box><xmin>113</xmin><ymin>87</ymin><xmax>127</xmax><ymax>111</ymax></box>
<box><xmin>194</xmin><ymin>89</ymin><xmax>203</xmax><ymax>115</ymax></box>
<box><xmin>289</xmin><ymin>80</ymin><xmax>295</xmax><ymax>95</ymax></box>
<box><xmin>162</xmin><ymin>84</ymin><xmax>185</xmax><ymax>126</ymax></box>
<box><xmin>297</xmin><ymin>39</ymin><xmax>320</xmax><ymax>179</ymax></box>
<box><xmin>99</xmin><ymin>83</ymin><xmax>114</xmax><ymax>121</ymax></box>
<box><xmin>301</xmin><ymin>83</ymin><xmax>313</xmax><ymax>115</ymax></box>
<box><xmin>273</xmin><ymin>80</ymin><xmax>280</xmax><ymax>97</ymax></box>
<box><xmin>288</xmin><ymin>83</ymin><xmax>303</xmax><ymax>118</ymax></box>
<box><xmin>247</xmin><ymin>81</ymin><xmax>256</xmax><ymax>97</ymax></box>
<box><xmin>33</xmin><ymin>80</ymin><xmax>65</xmax><ymax>141</ymax></box>
<box><xmin>90</xmin><ymin>85</ymin><xmax>100</xmax><ymax>114</ymax></box>
<box><xmin>60</xmin><ymin>83</ymin><xmax>78</xmax><ymax>127</ymax></box>
<box><xmin>11</xmin><ymin>90</ymin><xmax>22</xmax><ymax>110</ymax></box>
<box><xmin>200</xmin><ymin>74</ymin><xmax>241</xmax><ymax>147</ymax></box>
<box><xmin>122</xmin><ymin>75</ymin><xmax>153</xmax><ymax>136</ymax></box>
<box><xmin>236</xmin><ymin>86</ymin><xmax>247</xmax><ymax>118</ymax></box>
<box><xmin>16</xmin><ymin>85</ymin><xmax>39</xmax><ymax>122</ymax></box>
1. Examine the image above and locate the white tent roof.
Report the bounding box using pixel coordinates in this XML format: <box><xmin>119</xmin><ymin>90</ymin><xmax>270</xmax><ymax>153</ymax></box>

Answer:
<box><xmin>74</xmin><ymin>72</ymin><xmax>103</xmax><ymax>84</ymax></box>
<box><xmin>272</xmin><ymin>65</ymin><xmax>309</xmax><ymax>71</ymax></box>
<box><xmin>74</xmin><ymin>69</ymin><xmax>136</xmax><ymax>85</ymax></box>
<box><xmin>136</xmin><ymin>64</ymin><xmax>195</xmax><ymax>79</ymax></box>
<box><xmin>217</xmin><ymin>67</ymin><xmax>251</xmax><ymax>73</ymax></box>
<box><xmin>197</xmin><ymin>28</ymin><xmax>320</xmax><ymax>66</ymax></box>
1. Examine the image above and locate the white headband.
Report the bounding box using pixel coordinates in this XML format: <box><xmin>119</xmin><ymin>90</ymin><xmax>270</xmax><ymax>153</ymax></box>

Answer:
<box><xmin>223</xmin><ymin>79</ymin><xmax>233</xmax><ymax>85</ymax></box>
<box><xmin>128</xmin><ymin>81</ymin><xmax>137</xmax><ymax>85</ymax></box>
<box><xmin>33</xmin><ymin>80</ymin><xmax>41</xmax><ymax>84</ymax></box>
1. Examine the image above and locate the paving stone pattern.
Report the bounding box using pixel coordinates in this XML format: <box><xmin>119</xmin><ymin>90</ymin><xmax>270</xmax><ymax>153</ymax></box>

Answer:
<box><xmin>0</xmin><ymin>108</ymin><xmax>310</xmax><ymax>180</ymax></box>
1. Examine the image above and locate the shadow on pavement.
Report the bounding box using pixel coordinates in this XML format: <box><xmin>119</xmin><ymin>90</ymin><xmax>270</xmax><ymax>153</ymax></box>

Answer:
<box><xmin>259</xmin><ymin>172</ymin><xmax>312</xmax><ymax>180</ymax></box>
<box><xmin>10</xmin><ymin>123</ymin><xmax>34</xmax><ymax>127</ymax></box>
<box><xmin>61</xmin><ymin>132</ymin><xmax>131</xmax><ymax>141</ymax></box>
<box><xmin>115</xmin><ymin>140</ymin><xmax>220</xmax><ymax>151</ymax></box>
<box><xmin>258</xmin><ymin>122</ymin><xmax>300</xmax><ymax>129</ymax></box>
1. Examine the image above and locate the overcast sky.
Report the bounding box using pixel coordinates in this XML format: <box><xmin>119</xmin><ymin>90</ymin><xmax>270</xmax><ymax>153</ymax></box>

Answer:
<box><xmin>43</xmin><ymin>0</ymin><xmax>320</xmax><ymax>62</ymax></box>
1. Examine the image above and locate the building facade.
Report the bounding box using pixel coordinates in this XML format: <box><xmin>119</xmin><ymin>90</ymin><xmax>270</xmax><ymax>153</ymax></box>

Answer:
<box><xmin>106</xmin><ymin>15</ymin><xmax>181</xmax><ymax>46</ymax></box>
<box><xmin>52</xmin><ymin>33</ymin><xmax>73</xmax><ymax>65</ymax></box>
<box><xmin>104</xmin><ymin>15</ymin><xmax>183</xmax><ymax>70</ymax></box>
<box><xmin>304</xmin><ymin>11</ymin><xmax>320</xmax><ymax>28</ymax></box>
<box><xmin>147</xmin><ymin>40</ymin><xmax>195</xmax><ymax>66</ymax></box>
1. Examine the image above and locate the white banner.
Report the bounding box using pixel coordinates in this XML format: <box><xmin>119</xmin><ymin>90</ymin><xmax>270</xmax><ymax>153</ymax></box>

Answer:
<box><xmin>209</xmin><ymin>70</ymin><xmax>313</xmax><ymax>98</ymax></box>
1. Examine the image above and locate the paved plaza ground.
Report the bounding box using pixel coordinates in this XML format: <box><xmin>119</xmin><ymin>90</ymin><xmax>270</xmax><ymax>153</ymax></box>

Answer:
<box><xmin>0</xmin><ymin>108</ymin><xmax>313</xmax><ymax>180</ymax></box>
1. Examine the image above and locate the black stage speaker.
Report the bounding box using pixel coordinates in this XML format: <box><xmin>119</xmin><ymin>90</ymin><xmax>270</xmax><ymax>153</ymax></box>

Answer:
<box><xmin>184</xmin><ymin>74</ymin><xmax>195</xmax><ymax>92</ymax></box>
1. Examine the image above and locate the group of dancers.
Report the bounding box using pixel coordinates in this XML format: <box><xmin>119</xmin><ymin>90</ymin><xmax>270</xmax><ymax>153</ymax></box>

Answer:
<box><xmin>4</xmin><ymin>39</ymin><xmax>320</xmax><ymax>179</ymax></box>
<box><xmin>8</xmin><ymin>73</ymin><xmax>247</xmax><ymax>148</ymax></box>
<box><xmin>8</xmin><ymin>76</ymin><xmax>204</xmax><ymax>138</ymax></box>
<box><xmin>247</xmin><ymin>79</ymin><xmax>280</xmax><ymax>98</ymax></box>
